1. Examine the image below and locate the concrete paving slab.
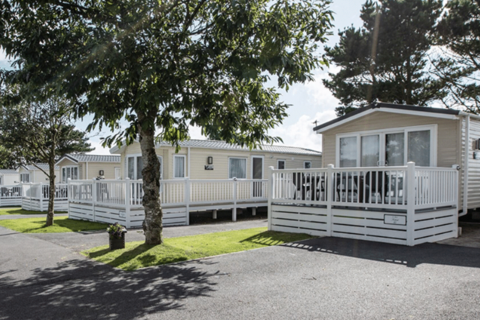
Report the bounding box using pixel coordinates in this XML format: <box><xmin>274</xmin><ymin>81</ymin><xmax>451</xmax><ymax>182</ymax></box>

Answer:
<box><xmin>438</xmin><ymin>222</ymin><xmax>480</xmax><ymax>248</ymax></box>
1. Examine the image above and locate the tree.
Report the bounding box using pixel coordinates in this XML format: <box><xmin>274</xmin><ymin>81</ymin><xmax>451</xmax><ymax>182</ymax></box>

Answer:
<box><xmin>0</xmin><ymin>96</ymin><xmax>93</xmax><ymax>226</ymax></box>
<box><xmin>0</xmin><ymin>0</ymin><xmax>333</xmax><ymax>244</ymax></box>
<box><xmin>323</xmin><ymin>0</ymin><xmax>446</xmax><ymax>116</ymax></box>
<box><xmin>433</xmin><ymin>0</ymin><xmax>480</xmax><ymax>113</ymax></box>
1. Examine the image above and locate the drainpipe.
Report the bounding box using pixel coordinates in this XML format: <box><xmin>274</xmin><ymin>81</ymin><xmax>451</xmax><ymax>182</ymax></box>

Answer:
<box><xmin>86</xmin><ymin>162</ymin><xmax>89</xmax><ymax>180</ymax></box>
<box><xmin>460</xmin><ymin>115</ymin><xmax>470</xmax><ymax>217</ymax></box>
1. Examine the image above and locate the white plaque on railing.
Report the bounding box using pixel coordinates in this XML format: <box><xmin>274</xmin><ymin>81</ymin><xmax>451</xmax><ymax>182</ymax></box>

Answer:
<box><xmin>384</xmin><ymin>214</ymin><xmax>406</xmax><ymax>226</ymax></box>
<box><xmin>119</xmin><ymin>211</ymin><xmax>126</xmax><ymax>218</ymax></box>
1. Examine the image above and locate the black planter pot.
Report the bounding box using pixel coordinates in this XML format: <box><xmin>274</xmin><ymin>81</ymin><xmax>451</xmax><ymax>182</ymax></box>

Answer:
<box><xmin>109</xmin><ymin>233</ymin><xmax>126</xmax><ymax>250</ymax></box>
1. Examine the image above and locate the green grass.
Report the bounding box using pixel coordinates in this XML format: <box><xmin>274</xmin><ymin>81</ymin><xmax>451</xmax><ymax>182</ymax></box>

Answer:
<box><xmin>0</xmin><ymin>216</ymin><xmax>109</xmax><ymax>233</ymax></box>
<box><xmin>0</xmin><ymin>207</ymin><xmax>67</xmax><ymax>215</ymax></box>
<box><xmin>82</xmin><ymin>227</ymin><xmax>313</xmax><ymax>271</ymax></box>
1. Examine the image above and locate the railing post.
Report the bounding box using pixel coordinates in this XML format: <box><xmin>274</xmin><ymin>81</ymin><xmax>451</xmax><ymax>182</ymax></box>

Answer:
<box><xmin>406</xmin><ymin>162</ymin><xmax>416</xmax><ymax>246</ymax></box>
<box><xmin>326</xmin><ymin>164</ymin><xmax>334</xmax><ymax>237</ymax></box>
<box><xmin>125</xmin><ymin>179</ymin><xmax>131</xmax><ymax>228</ymax></box>
<box><xmin>92</xmin><ymin>178</ymin><xmax>97</xmax><ymax>222</ymax></box>
<box><xmin>232</xmin><ymin>178</ymin><xmax>237</xmax><ymax>222</ymax></box>
<box><xmin>39</xmin><ymin>182</ymin><xmax>43</xmax><ymax>212</ymax></box>
<box><xmin>267</xmin><ymin>166</ymin><xmax>274</xmax><ymax>230</ymax></box>
<box><xmin>67</xmin><ymin>178</ymin><xmax>71</xmax><ymax>219</ymax></box>
<box><xmin>185</xmin><ymin>177</ymin><xmax>190</xmax><ymax>225</ymax></box>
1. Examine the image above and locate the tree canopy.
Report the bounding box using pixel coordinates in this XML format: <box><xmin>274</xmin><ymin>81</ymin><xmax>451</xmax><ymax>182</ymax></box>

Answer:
<box><xmin>434</xmin><ymin>0</ymin><xmax>480</xmax><ymax>114</ymax></box>
<box><xmin>0</xmin><ymin>96</ymin><xmax>93</xmax><ymax>225</ymax></box>
<box><xmin>323</xmin><ymin>0</ymin><xmax>446</xmax><ymax>116</ymax></box>
<box><xmin>0</xmin><ymin>0</ymin><xmax>334</xmax><ymax>243</ymax></box>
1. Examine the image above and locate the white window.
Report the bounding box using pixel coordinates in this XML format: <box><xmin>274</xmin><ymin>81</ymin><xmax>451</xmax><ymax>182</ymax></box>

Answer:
<box><xmin>336</xmin><ymin>125</ymin><xmax>436</xmax><ymax>167</ymax></box>
<box><xmin>62</xmin><ymin>166</ymin><xmax>78</xmax><ymax>183</ymax></box>
<box><xmin>127</xmin><ymin>155</ymin><xmax>163</xmax><ymax>180</ymax></box>
<box><xmin>277</xmin><ymin>160</ymin><xmax>286</xmax><ymax>169</ymax></box>
<box><xmin>20</xmin><ymin>173</ymin><xmax>30</xmax><ymax>183</ymax></box>
<box><xmin>229</xmin><ymin>158</ymin><xmax>246</xmax><ymax>179</ymax></box>
<box><xmin>304</xmin><ymin>161</ymin><xmax>312</xmax><ymax>169</ymax></box>
<box><xmin>174</xmin><ymin>155</ymin><xmax>186</xmax><ymax>178</ymax></box>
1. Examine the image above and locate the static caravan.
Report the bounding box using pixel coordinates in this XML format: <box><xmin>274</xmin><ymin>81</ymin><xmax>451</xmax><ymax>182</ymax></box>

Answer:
<box><xmin>267</xmin><ymin>103</ymin><xmax>469</xmax><ymax>246</ymax></box>
<box><xmin>0</xmin><ymin>169</ymin><xmax>19</xmax><ymax>185</ymax></box>
<box><xmin>67</xmin><ymin>140</ymin><xmax>321</xmax><ymax>228</ymax></box>
<box><xmin>109</xmin><ymin>139</ymin><xmax>322</xmax><ymax>181</ymax></box>
<box><xmin>314</xmin><ymin>102</ymin><xmax>479</xmax><ymax>215</ymax></box>
<box><xmin>56</xmin><ymin>154</ymin><xmax>121</xmax><ymax>182</ymax></box>
<box><xmin>18</xmin><ymin>164</ymin><xmax>60</xmax><ymax>183</ymax></box>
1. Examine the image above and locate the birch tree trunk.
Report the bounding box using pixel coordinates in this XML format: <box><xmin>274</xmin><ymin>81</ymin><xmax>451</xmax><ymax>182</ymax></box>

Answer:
<box><xmin>138</xmin><ymin>112</ymin><xmax>163</xmax><ymax>245</ymax></box>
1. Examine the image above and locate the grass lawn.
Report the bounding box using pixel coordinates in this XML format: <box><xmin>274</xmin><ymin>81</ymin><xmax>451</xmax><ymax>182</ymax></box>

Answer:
<box><xmin>0</xmin><ymin>207</ymin><xmax>67</xmax><ymax>215</ymax></box>
<box><xmin>82</xmin><ymin>227</ymin><xmax>312</xmax><ymax>271</ymax></box>
<box><xmin>0</xmin><ymin>216</ymin><xmax>108</xmax><ymax>233</ymax></box>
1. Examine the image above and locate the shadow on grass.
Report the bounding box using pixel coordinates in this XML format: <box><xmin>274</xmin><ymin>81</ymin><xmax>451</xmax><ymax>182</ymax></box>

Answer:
<box><xmin>240</xmin><ymin>230</ymin><xmax>313</xmax><ymax>246</ymax></box>
<box><xmin>0</xmin><ymin>258</ymin><xmax>217</xmax><ymax>320</ymax></box>
<box><xmin>87</xmin><ymin>243</ymin><xmax>190</xmax><ymax>271</ymax></box>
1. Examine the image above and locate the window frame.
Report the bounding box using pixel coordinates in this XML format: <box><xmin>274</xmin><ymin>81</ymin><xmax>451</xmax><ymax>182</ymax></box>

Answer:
<box><xmin>335</xmin><ymin>124</ymin><xmax>437</xmax><ymax>167</ymax></box>
<box><xmin>173</xmin><ymin>155</ymin><xmax>187</xmax><ymax>179</ymax></box>
<box><xmin>228</xmin><ymin>157</ymin><xmax>247</xmax><ymax>179</ymax></box>
<box><xmin>277</xmin><ymin>159</ymin><xmax>286</xmax><ymax>170</ymax></box>
<box><xmin>126</xmin><ymin>154</ymin><xmax>163</xmax><ymax>180</ymax></box>
<box><xmin>61</xmin><ymin>166</ymin><xmax>78</xmax><ymax>183</ymax></box>
<box><xmin>304</xmin><ymin>161</ymin><xmax>312</xmax><ymax>169</ymax></box>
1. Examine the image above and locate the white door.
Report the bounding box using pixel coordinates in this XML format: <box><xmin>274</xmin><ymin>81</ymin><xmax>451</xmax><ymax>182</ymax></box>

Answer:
<box><xmin>115</xmin><ymin>168</ymin><xmax>121</xmax><ymax>180</ymax></box>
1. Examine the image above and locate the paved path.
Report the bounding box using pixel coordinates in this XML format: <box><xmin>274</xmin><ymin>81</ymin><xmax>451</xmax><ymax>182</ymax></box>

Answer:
<box><xmin>0</xmin><ymin>213</ymin><xmax>68</xmax><ymax>220</ymax></box>
<box><xmin>1</xmin><ymin>221</ymin><xmax>480</xmax><ymax>319</ymax></box>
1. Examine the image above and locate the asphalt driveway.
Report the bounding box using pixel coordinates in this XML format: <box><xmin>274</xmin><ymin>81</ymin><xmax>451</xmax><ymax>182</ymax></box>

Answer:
<box><xmin>1</xmin><ymin>222</ymin><xmax>480</xmax><ymax>319</ymax></box>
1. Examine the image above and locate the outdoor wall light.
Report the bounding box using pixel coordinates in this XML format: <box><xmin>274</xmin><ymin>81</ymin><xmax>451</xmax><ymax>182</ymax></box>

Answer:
<box><xmin>207</xmin><ymin>156</ymin><xmax>213</xmax><ymax>164</ymax></box>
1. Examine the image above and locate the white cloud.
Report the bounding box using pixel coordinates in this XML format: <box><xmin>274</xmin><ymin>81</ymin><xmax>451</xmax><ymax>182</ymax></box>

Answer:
<box><xmin>87</xmin><ymin>140</ymin><xmax>112</xmax><ymax>155</ymax></box>
<box><xmin>271</xmin><ymin>110</ymin><xmax>336</xmax><ymax>152</ymax></box>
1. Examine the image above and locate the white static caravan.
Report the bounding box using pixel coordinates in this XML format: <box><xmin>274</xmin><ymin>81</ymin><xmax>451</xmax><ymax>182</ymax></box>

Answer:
<box><xmin>67</xmin><ymin>140</ymin><xmax>322</xmax><ymax>228</ymax></box>
<box><xmin>19</xmin><ymin>164</ymin><xmax>60</xmax><ymax>183</ymax></box>
<box><xmin>0</xmin><ymin>169</ymin><xmax>19</xmax><ymax>185</ymax></box>
<box><xmin>56</xmin><ymin>154</ymin><xmax>121</xmax><ymax>182</ymax></box>
<box><xmin>268</xmin><ymin>103</ymin><xmax>478</xmax><ymax>246</ymax></box>
<box><xmin>110</xmin><ymin>139</ymin><xmax>322</xmax><ymax>181</ymax></box>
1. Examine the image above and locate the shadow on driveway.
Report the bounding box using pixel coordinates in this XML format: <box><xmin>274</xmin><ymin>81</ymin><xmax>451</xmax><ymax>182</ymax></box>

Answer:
<box><xmin>0</xmin><ymin>259</ymin><xmax>218</xmax><ymax>320</ymax></box>
<box><xmin>283</xmin><ymin>236</ymin><xmax>480</xmax><ymax>269</ymax></box>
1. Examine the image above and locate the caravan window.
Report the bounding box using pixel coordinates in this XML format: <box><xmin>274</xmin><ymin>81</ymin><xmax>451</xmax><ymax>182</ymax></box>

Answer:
<box><xmin>62</xmin><ymin>167</ymin><xmax>78</xmax><ymax>182</ymax></box>
<box><xmin>127</xmin><ymin>155</ymin><xmax>163</xmax><ymax>180</ymax></box>
<box><xmin>174</xmin><ymin>155</ymin><xmax>186</xmax><ymax>178</ymax></box>
<box><xmin>337</xmin><ymin>125</ymin><xmax>436</xmax><ymax>167</ymax></box>
<box><xmin>229</xmin><ymin>158</ymin><xmax>246</xmax><ymax>179</ymax></box>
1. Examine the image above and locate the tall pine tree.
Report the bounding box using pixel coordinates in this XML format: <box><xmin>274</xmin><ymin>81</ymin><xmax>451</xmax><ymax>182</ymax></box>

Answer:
<box><xmin>434</xmin><ymin>0</ymin><xmax>480</xmax><ymax>113</ymax></box>
<box><xmin>324</xmin><ymin>0</ymin><xmax>446</xmax><ymax>116</ymax></box>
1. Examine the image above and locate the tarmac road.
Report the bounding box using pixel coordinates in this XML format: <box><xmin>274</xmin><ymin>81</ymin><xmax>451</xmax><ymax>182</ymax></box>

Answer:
<box><xmin>1</xmin><ymin>221</ymin><xmax>480</xmax><ymax>320</ymax></box>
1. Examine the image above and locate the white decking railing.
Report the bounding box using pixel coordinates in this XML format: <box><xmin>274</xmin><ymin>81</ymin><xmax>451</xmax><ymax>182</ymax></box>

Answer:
<box><xmin>0</xmin><ymin>185</ymin><xmax>23</xmax><ymax>207</ymax></box>
<box><xmin>68</xmin><ymin>178</ymin><xmax>268</xmax><ymax>227</ymax></box>
<box><xmin>21</xmin><ymin>183</ymin><xmax>69</xmax><ymax>211</ymax></box>
<box><xmin>268</xmin><ymin>162</ymin><xmax>459</xmax><ymax>246</ymax></box>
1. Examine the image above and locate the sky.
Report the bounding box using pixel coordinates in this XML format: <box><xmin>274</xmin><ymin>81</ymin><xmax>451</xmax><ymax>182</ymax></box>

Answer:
<box><xmin>0</xmin><ymin>0</ymin><xmax>365</xmax><ymax>155</ymax></box>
